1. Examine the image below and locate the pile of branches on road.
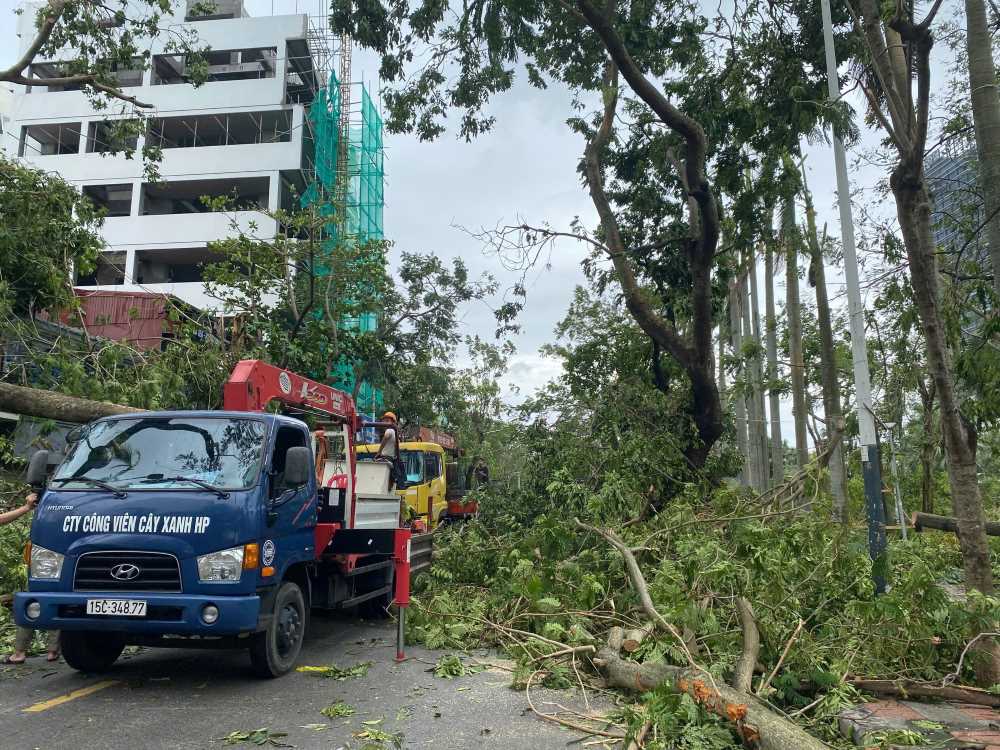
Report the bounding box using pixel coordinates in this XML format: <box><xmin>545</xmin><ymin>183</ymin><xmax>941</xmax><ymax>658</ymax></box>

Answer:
<box><xmin>409</xmin><ymin>481</ymin><xmax>999</xmax><ymax>748</ymax></box>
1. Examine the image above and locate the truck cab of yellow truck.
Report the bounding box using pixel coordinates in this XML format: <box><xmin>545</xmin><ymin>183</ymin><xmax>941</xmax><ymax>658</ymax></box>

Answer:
<box><xmin>356</xmin><ymin>427</ymin><xmax>456</xmax><ymax>528</ymax></box>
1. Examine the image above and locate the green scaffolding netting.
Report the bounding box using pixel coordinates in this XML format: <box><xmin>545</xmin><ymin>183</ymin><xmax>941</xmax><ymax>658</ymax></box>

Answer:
<box><xmin>305</xmin><ymin>70</ymin><xmax>386</xmax><ymax>417</ymax></box>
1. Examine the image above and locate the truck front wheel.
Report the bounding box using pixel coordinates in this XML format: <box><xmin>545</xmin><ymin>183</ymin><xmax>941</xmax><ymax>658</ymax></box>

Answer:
<box><xmin>249</xmin><ymin>582</ymin><xmax>306</xmax><ymax>678</ymax></box>
<box><xmin>61</xmin><ymin>631</ymin><xmax>125</xmax><ymax>673</ymax></box>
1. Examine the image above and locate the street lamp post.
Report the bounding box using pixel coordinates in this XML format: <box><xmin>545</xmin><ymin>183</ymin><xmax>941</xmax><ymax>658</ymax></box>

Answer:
<box><xmin>819</xmin><ymin>0</ymin><xmax>888</xmax><ymax>592</ymax></box>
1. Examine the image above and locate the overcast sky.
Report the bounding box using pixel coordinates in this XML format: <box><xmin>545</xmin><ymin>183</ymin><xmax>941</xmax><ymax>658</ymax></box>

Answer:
<box><xmin>0</xmin><ymin>0</ymin><xmax>948</xmax><ymax>435</ymax></box>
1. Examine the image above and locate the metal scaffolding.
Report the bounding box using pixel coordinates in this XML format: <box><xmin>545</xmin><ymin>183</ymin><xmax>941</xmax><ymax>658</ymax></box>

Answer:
<box><xmin>303</xmin><ymin>59</ymin><xmax>386</xmax><ymax>416</ymax></box>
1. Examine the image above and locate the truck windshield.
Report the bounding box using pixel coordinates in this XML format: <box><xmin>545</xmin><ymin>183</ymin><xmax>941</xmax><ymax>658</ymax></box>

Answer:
<box><xmin>52</xmin><ymin>417</ymin><xmax>266</xmax><ymax>491</ymax></box>
<box><xmin>402</xmin><ymin>450</ymin><xmax>423</xmax><ymax>484</ymax></box>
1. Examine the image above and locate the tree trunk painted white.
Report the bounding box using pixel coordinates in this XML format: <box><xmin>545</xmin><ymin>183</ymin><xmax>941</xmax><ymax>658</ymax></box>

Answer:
<box><xmin>729</xmin><ymin>283</ymin><xmax>749</xmax><ymax>486</ymax></box>
<box><xmin>764</xmin><ymin>229</ymin><xmax>784</xmax><ymax>485</ymax></box>
<box><xmin>802</xmin><ymin>180</ymin><xmax>848</xmax><ymax>521</ymax></box>
<box><xmin>783</xmin><ymin>199</ymin><xmax>809</xmax><ymax>469</ymax></box>
<box><xmin>741</xmin><ymin>267</ymin><xmax>765</xmax><ymax>492</ymax></box>
<box><xmin>747</xmin><ymin>247</ymin><xmax>771</xmax><ymax>488</ymax></box>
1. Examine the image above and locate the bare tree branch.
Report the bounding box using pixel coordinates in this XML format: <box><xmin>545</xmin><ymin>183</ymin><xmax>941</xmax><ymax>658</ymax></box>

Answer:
<box><xmin>0</xmin><ymin>0</ymin><xmax>69</xmax><ymax>80</ymax></box>
<box><xmin>4</xmin><ymin>73</ymin><xmax>154</xmax><ymax>108</ymax></box>
<box><xmin>732</xmin><ymin>597</ymin><xmax>760</xmax><ymax>693</ymax></box>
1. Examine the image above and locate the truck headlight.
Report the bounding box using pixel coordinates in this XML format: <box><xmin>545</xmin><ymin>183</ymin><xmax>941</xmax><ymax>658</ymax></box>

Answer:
<box><xmin>197</xmin><ymin>546</ymin><xmax>244</xmax><ymax>582</ymax></box>
<box><xmin>29</xmin><ymin>545</ymin><xmax>64</xmax><ymax>579</ymax></box>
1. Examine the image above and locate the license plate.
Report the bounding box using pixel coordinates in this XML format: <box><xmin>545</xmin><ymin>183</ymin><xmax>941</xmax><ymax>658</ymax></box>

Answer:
<box><xmin>86</xmin><ymin>599</ymin><xmax>147</xmax><ymax>617</ymax></box>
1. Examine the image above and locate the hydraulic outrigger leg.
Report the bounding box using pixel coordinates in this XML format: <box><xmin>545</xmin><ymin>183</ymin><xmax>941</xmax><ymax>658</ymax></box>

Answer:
<box><xmin>393</xmin><ymin>528</ymin><xmax>412</xmax><ymax>662</ymax></box>
<box><xmin>396</xmin><ymin>606</ymin><xmax>406</xmax><ymax>662</ymax></box>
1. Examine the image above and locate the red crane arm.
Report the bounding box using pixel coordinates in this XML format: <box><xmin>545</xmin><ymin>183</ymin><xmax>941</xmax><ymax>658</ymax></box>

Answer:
<box><xmin>222</xmin><ymin>359</ymin><xmax>358</xmax><ymax>428</ymax></box>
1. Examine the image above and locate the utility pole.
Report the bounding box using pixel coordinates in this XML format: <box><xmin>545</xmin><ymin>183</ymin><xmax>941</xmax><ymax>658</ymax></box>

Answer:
<box><xmin>819</xmin><ymin>0</ymin><xmax>887</xmax><ymax>592</ymax></box>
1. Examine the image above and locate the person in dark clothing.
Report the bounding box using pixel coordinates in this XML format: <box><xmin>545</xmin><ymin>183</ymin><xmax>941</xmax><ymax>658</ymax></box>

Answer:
<box><xmin>473</xmin><ymin>460</ymin><xmax>490</xmax><ymax>487</ymax></box>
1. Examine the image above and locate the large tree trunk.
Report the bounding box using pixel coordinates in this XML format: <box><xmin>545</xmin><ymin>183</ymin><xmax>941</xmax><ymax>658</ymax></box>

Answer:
<box><xmin>964</xmin><ymin>0</ymin><xmax>1000</xmax><ymax>296</ymax></box>
<box><xmin>918</xmin><ymin>378</ymin><xmax>937</xmax><ymax>514</ymax></box>
<box><xmin>892</xmin><ymin>169</ymin><xmax>1000</xmax><ymax>685</ymax></box>
<box><xmin>0</xmin><ymin>381</ymin><xmax>141</xmax><ymax>423</ymax></box>
<box><xmin>741</xmin><ymin>265</ymin><xmax>764</xmax><ymax>491</ymax></box>
<box><xmin>718</xmin><ymin>323</ymin><xmax>727</xmax><ymax>402</ymax></box>
<box><xmin>764</xmin><ymin>230</ymin><xmax>784</xmax><ymax>485</ymax></box>
<box><xmin>802</xmin><ymin>181</ymin><xmax>848</xmax><ymax>522</ymax></box>
<box><xmin>782</xmin><ymin>199</ymin><xmax>809</xmax><ymax>469</ymax></box>
<box><xmin>729</xmin><ymin>282</ymin><xmax>750</xmax><ymax>486</ymax></box>
<box><xmin>578</xmin><ymin>59</ymin><xmax>724</xmax><ymax>471</ymax></box>
<box><xmin>747</xmin><ymin>248</ymin><xmax>771</xmax><ymax>488</ymax></box>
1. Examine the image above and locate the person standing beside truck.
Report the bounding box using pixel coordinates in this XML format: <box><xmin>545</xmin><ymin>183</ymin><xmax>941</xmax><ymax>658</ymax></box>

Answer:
<box><xmin>375</xmin><ymin>412</ymin><xmax>406</xmax><ymax>491</ymax></box>
<box><xmin>2</xmin><ymin>492</ymin><xmax>59</xmax><ymax>665</ymax></box>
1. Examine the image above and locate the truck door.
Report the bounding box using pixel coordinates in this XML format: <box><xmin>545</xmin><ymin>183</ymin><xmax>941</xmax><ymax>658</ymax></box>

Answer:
<box><xmin>265</xmin><ymin>425</ymin><xmax>316</xmax><ymax>573</ymax></box>
<box><xmin>423</xmin><ymin>450</ymin><xmax>444</xmax><ymax>526</ymax></box>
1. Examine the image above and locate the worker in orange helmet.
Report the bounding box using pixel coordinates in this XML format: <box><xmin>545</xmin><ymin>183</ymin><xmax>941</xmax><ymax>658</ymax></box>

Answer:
<box><xmin>375</xmin><ymin>411</ymin><xmax>406</xmax><ymax>490</ymax></box>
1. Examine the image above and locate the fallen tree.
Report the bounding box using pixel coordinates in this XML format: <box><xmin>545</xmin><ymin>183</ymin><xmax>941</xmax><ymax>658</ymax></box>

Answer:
<box><xmin>576</xmin><ymin>519</ymin><xmax>828</xmax><ymax>750</ymax></box>
<box><xmin>595</xmin><ymin>627</ymin><xmax>828</xmax><ymax>750</ymax></box>
<box><xmin>847</xmin><ymin>678</ymin><xmax>1000</xmax><ymax>708</ymax></box>
<box><xmin>911</xmin><ymin>512</ymin><xmax>1000</xmax><ymax>537</ymax></box>
<box><xmin>0</xmin><ymin>381</ymin><xmax>142</xmax><ymax>424</ymax></box>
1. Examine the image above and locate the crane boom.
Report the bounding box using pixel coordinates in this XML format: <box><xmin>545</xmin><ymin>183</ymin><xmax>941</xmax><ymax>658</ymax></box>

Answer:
<box><xmin>222</xmin><ymin>359</ymin><xmax>358</xmax><ymax>429</ymax></box>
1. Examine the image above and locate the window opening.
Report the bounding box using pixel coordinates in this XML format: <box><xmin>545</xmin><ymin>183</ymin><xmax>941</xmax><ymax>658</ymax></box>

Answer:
<box><xmin>146</xmin><ymin>110</ymin><xmax>292</xmax><ymax>149</ymax></box>
<box><xmin>83</xmin><ymin>184</ymin><xmax>133</xmax><ymax>217</ymax></box>
<box><xmin>19</xmin><ymin>122</ymin><xmax>82</xmax><ymax>156</ymax></box>
<box><xmin>152</xmin><ymin>47</ymin><xmax>276</xmax><ymax>85</ymax></box>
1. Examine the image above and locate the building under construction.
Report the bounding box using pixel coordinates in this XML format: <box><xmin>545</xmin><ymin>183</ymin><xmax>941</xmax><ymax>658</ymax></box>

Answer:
<box><xmin>303</xmin><ymin>65</ymin><xmax>386</xmax><ymax>415</ymax></box>
<box><xmin>8</xmin><ymin>0</ymin><xmax>384</xmax><ymax>304</ymax></box>
<box><xmin>7</xmin><ymin>0</ymin><xmax>385</xmax><ymax>411</ymax></box>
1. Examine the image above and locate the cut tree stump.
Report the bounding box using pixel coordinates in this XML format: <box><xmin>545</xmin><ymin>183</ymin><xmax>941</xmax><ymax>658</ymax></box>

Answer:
<box><xmin>622</xmin><ymin>625</ymin><xmax>652</xmax><ymax>653</ymax></box>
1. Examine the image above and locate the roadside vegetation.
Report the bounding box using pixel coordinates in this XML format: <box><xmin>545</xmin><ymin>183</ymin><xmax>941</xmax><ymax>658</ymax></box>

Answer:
<box><xmin>399</xmin><ymin>274</ymin><xmax>1000</xmax><ymax>746</ymax></box>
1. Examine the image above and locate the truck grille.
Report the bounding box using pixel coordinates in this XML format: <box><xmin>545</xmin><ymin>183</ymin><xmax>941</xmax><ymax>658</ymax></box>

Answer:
<box><xmin>74</xmin><ymin>551</ymin><xmax>182</xmax><ymax>593</ymax></box>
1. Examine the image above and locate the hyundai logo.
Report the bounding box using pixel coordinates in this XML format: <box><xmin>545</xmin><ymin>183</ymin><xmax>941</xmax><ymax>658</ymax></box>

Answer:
<box><xmin>110</xmin><ymin>563</ymin><xmax>141</xmax><ymax>581</ymax></box>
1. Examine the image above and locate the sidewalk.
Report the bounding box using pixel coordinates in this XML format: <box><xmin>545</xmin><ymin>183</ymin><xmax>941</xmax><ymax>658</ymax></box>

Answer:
<box><xmin>840</xmin><ymin>699</ymin><xmax>1000</xmax><ymax>748</ymax></box>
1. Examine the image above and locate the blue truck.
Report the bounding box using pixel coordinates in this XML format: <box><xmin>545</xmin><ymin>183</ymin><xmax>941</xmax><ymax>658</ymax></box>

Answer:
<box><xmin>14</xmin><ymin>360</ymin><xmax>418</xmax><ymax>677</ymax></box>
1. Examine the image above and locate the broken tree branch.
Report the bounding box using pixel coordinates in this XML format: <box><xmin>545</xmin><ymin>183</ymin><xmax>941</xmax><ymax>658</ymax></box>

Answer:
<box><xmin>594</xmin><ymin>627</ymin><xmax>829</xmax><ymax>750</ymax></box>
<box><xmin>758</xmin><ymin>619</ymin><xmax>804</xmax><ymax>697</ymax></box>
<box><xmin>626</xmin><ymin>718</ymin><xmax>652</xmax><ymax>750</ymax></box>
<box><xmin>732</xmin><ymin>597</ymin><xmax>760</xmax><ymax>693</ymax></box>
<box><xmin>525</xmin><ymin>669</ymin><xmax>626</xmax><ymax>739</ymax></box>
<box><xmin>574</xmin><ymin>518</ymin><xmax>701</xmax><ymax>668</ymax></box>
<box><xmin>529</xmin><ymin>645</ymin><xmax>597</xmax><ymax>663</ymax></box>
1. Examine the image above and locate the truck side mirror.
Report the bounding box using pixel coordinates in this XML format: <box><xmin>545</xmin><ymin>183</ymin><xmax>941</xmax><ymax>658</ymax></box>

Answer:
<box><xmin>65</xmin><ymin>425</ymin><xmax>86</xmax><ymax>443</ymax></box>
<box><xmin>26</xmin><ymin>450</ymin><xmax>50</xmax><ymax>488</ymax></box>
<box><xmin>284</xmin><ymin>446</ymin><xmax>311</xmax><ymax>487</ymax></box>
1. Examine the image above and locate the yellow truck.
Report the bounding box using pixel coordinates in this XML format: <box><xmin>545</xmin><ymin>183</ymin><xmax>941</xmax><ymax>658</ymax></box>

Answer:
<box><xmin>356</xmin><ymin>427</ymin><xmax>457</xmax><ymax>529</ymax></box>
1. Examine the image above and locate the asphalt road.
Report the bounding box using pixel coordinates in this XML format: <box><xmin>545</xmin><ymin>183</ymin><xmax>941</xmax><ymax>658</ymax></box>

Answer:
<box><xmin>0</xmin><ymin>613</ymin><xmax>613</xmax><ymax>750</ymax></box>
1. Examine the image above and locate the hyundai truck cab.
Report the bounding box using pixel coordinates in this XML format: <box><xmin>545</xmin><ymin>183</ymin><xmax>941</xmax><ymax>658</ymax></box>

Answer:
<box><xmin>17</xmin><ymin>410</ymin><xmax>319</xmax><ymax>676</ymax></box>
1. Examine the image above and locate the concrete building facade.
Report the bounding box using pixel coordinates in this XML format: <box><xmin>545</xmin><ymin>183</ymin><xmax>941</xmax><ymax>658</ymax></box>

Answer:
<box><xmin>8</xmin><ymin>0</ymin><xmax>326</xmax><ymax>309</ymax></box>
